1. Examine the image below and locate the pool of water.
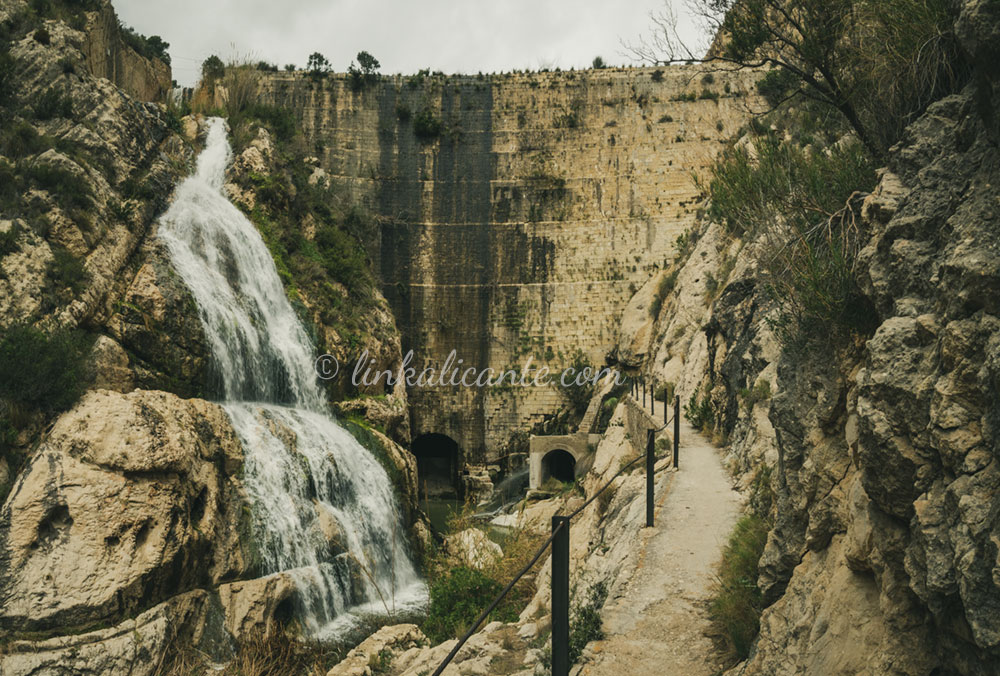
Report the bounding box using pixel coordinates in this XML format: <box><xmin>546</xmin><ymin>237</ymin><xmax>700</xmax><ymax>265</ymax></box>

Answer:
<box><xmin>423</xmin><ymin>498</ymin><xmax>465</xmax><ymax>532</ymax></box>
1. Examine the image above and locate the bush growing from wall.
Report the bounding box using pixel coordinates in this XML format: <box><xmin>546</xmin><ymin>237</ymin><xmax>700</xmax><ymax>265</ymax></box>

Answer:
<box><xmin>412</xmin><ymin>107</ymin><xmax>442</xmax><ymax>139</ymax></box>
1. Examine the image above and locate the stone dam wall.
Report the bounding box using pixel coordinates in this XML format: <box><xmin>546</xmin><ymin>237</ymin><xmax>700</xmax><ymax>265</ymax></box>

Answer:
<box><xmin>255</xmin><ymin>66</ymin><xmax>759</xmax><ymax>466</ymax></box>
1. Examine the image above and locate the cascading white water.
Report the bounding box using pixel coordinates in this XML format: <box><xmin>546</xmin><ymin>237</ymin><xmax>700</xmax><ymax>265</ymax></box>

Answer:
<box><xmin>158</xmin><ymin>117</ymin><xmax>425</xmax><ymax>638</ymax></box>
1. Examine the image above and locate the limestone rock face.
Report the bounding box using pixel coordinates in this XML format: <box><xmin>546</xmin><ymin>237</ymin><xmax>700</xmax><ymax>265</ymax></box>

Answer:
<box><xmin>326</xmin><ymin>623</ymin><xmax>427</xmax><ymax>676</ymax></box>
<box><xmin>108</xmin><ymin>240</ymin><xmax>209</xmax><ymax>397</ymax></box>
<box><xmin>0</xmin><ymin>389</ymin><xmax>250</xmax><ymax>633</ymax></box>
<box><xmin>445</xmin><ymin>527</ymin><xmax>503</xmax><ymax>570</ymax></box>
<box><xmin>621</xmin><ymin>7</ymin><xmax>1000</xmax><ymax>670</ymax></box>
<box><xmin>84</xmin><ymin>334</ymin><xmax>134</xmax><ymax>393</ymax></box>
<box><xmin>80</xmin><ymin>0</ymin><xmax>172</xmax><ymax>102</ymax></box>
<box><xmin>0</xmin><ymin>4</ymin><xmax>189</xmax><ymax>333</ymax></box>
<box><xmin>0</xmin><ymin>590</ymin><xmax>224</xmax><ymax>676</ymax></box>
<box><xmin>217</xmin><ymin>573</ymin><xmax>297</xmax><ymax>640</ymax></box>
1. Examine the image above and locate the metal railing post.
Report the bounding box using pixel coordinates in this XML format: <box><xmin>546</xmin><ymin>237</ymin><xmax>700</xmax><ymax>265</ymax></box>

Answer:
<box><xmin>646</xmin><ymin>429</ymin><xmax>655</xmax><ymax>527</ymax></box>
<box><xmin>551</xmin><ymin>516</ymin><xmax>571</xmax><ymax>676</ymax></box>
<box><xmin>642</xmin><ymin>380</ymin><xmax>646</xmax><ymax>407</ymax></box>
<box><xmin>673</xmin><ymin>395</ymin><xmax>680</xmax><ymax>469</ymax></box>
<box><xmin>650</xmin><ymin>381</ymin><xmax>655</xmax><ymax>415</ymax></box>
<box><xmin>664</xmin><ymin>389</ymin><xmax>668</xmax><ymax>424</ymax></box>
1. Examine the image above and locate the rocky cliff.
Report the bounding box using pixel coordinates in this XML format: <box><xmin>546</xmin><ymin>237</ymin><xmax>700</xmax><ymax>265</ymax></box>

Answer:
<box><xmin>81</xmin><ymin>0</ymin><xmax>171</xmax><ymax>102</ymax></box>
<box><xmin>623</xmin><ymin>1</ymin><xmax>1000</xmax><ymax>673</ymax></box>
<box><xmin>0</xmin><ymin>1</ymin><xmax>417</xmax><ymax>670</ymax></box>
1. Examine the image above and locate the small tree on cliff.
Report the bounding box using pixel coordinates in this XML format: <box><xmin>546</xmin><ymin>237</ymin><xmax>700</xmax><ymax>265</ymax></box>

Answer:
<box><xmin>307</xmin><ymin>52</ymin><xmax>331</xmax><ymax>80</ymax></box>
<box><xmin>201</xmin><ymin>55</ymin><xmax>225</xmax><ymax>84</ymax></box>
<box><xmin>623</xmin><ymin>0</ymin><xmax>967</xmax><ymax>158</ymax></box>
<box><xmin>348</xmin><ymin>51</ymin><xmax>381</xmax><ymax>92</ymax></box>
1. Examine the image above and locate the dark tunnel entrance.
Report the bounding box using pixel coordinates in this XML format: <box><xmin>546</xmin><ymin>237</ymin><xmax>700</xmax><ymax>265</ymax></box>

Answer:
<box><xmin>411</xmin><ymin>433</ymin><xmax>460</xmax><ymax>498</ymax></box>
<box><xmin>542</xmin><ymin>449</ymin><xmax>576</xmax><ymax>484</ymax></box>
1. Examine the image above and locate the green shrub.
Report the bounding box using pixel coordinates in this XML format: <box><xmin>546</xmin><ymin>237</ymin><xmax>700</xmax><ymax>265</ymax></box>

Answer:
<box><xmin>738</xmin><ymin>379</ymin><xmax>772</xmax><ymax>412</ymax></box>
<box><xmin>306</xmin><ymin>52</ymin><xmax>330</xmax><ymax>80</ymax></box>
<box><xmin>648</xmin><ymin>269</ymin><xmax>678</xmax><ymax>318</ymax></box>
<box><xmin>47</xmin><ymin>245</ymin><xmax>86</xmax><ymax>292</ymax></box>
<box><xmin>704</xmin><ymin>133</ymin><xmax>877</xmax><ymax>339</ymax></box>
<box><xmin>421</xmin><ymin>566</ymin><xmax>517</xmax><ymax>643</ymax></box>
<box><xmin>0</xmin><ymin>121</ymin><xmax>50</xmax><ymax>158</ymax></box>
<box><xmin>314</xmin><ymin>223</ymin><xmax>370</xmax><ymax>297</ymax></box>
<box><xmin>654</xmin><ymin>381</ymin><xmax>674</xmax><ymax>403</ymax></box>
<box><xmin>412</xmin><ymin>107</ymin><xmax>442</xmax><ymax>139</ymax></box>
<box><xmin>708</xmin><ymin>515</ymin><xmax>770</xmax><ymax>665</ymax></box>
<box><xmin>201</xmin><ymin>54</ymin><xmax>225</xmax><ymax>82</ymax></box>
<box><xmin>684</xmin><ymin>385</ymin><xmax>714</xmax><ymax>430</ymax></box>
<box><xmin>0</xmin><ymin>324</ymin><xmax>90</xmax><ymax>412</ymax></box>
<box><xmin>568</xmin><ymin>581</ymin><xmax>608</xmax><ymax>664</ymax></box>
<box><xmin>595</xmin><ymin>396</ymin><xmax>619</xmax><ymax>432</ymax></box>
<box><xmin>347</xmin><ymin>51</ymin><xmax>380</xmax><ymax>92</ymax></box>
<box><xmin>757</xmin><ymin>68</ymin><xmax>799</xmax><ymax>108</ymax></box>
<box><xmin>651</xmin><ymin>69</ymin><xmax>664</xmax><ymax>82</ymax></box>
<box><xmin>0</xmin><ymin>51</ymin><xmax>16</xmax><ymax>105</ymax></box>
<box><xmin>657</xmin><ymin>113</ymin><xmax>673</xmax><ymax>123</ymax></box>
<box><xmin>32</xmin><ymin>27</ymin><xmax>49</xmax><ymax>45</ymax></box>
<box><xmin>33</xmin><ymin>87</ymin><xmax>72</xmax><ymax>120</ymax></box>
<box><xmin>117</xmin><ymin>21</ymin><xmax>170</xmax><ymax>64</ymax></box>
<box><xmin>25</xmin><ymin>162</ymin><xmax>92</xmax><ymax>208</ymax></box>
<box><xmin>699</xmin><ymin>88</ymin><xmax>719</xmax><ymax>101</ymax></box>
<box><xmin>0</xmin><ymin>221</ymin><xmax>22</xmax><ymax>257</ymax></box>
<box><xmin>394</xmin><ymin>102</ymin><xmax>411</xmax><ymax>122</ymax></box>
<box><xmin>236</xmin><ymin>104</ymin><xmax>297</xmax><ymax>142</ymax></box>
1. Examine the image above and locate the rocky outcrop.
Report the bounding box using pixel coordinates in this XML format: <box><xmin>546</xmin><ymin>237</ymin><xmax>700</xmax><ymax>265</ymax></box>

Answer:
<box><xmin>326</xmin><ymin>624</ymin><xmax>428</xmax><ymax>676</ymax></box>
<box><xmin>625</xmin><ymin>3</ymin><xmax>1000</xmax><ymax>671</ymax></box>
<box><xmin>0</xmin><ymin>590</ymin><xmax>227</xmax><ymax>676</ymax></box>
<box><xmin>81</xmin><ymin>0</ymin><xmax>171</xmax><ymax>102</ymax></box>
<box><xmin>108</xmin><ymin>240</ymin><xmax>209</xmax><ymax>397</ymax></box>
<box><xmin>0</xmin><ymin>389</ymin><xmax>250</xmax><ymax>633</ymax></box>
<box><xmin>444</xmin><ymin>527</ymin><xmax>503</xmax><ymax>570</ymax></box>
<box><xmin>0</xmin><ymin>1</ymin><xmax>189</xmax><ymax>334</ymax></box>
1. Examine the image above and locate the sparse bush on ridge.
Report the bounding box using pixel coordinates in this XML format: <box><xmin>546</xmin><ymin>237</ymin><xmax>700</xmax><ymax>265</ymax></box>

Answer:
<box><xmin>702</xmin><ymin>132</ymin><xmax>877</xmax><ymax>340</ymax></box>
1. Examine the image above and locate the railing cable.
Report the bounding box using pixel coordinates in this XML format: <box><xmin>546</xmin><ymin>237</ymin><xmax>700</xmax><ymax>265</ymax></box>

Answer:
<box><xmin>431</xmin><ymin>391</ymin><xmax>682</xmax><ymax>676</ymax></box>
<box><xmin>430</xmin><ymin>520</ymin><xmax>566</xmax><ymax>676</ymax></box>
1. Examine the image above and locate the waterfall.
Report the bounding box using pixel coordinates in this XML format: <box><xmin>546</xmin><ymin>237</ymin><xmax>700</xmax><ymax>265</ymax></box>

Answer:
<box><xmin>158</xmin><ymin>117</ymin><xmax>425</xmax><ymax>638</ymax></box>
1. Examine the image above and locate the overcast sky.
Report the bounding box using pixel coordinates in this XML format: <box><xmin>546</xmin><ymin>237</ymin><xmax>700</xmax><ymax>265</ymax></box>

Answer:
<box><xmin>112</xmin><ymin>0</ymin><xmax>709</xmax><ymax>88</ymax></box>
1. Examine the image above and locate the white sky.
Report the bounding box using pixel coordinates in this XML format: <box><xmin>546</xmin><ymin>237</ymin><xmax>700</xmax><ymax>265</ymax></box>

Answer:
<box><xmin>112</xmin><ymin>0</ymin><xmax>709</xmax><ymax>87</ymax></box>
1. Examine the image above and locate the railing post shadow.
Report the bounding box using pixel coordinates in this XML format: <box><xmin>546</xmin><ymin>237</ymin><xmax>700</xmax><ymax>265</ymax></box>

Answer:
<box><xmin>551</xmin><ymin>516</ymin><xmax>570</xmax><ymax>676</ymax></box>
<box><xmin>646</xmin><ymin>428</ymin><xmax>654</xmax><ymax>527</ymax></box>
<box><xmin>673</xmin><ymin>395</ymin><xmax>680</xmax><ymax>469</ymax></box>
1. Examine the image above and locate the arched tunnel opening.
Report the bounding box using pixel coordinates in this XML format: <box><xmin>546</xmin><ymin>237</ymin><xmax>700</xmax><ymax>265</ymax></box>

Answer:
<box><xmin>542</xmin><ymin>449</ymin><xmax>576</xmax><ymax>484</ymax></box>
<box><xmin>411</xmin><ymin>433</ymin><xmax>460</xmax><ymax>498</ymax></box>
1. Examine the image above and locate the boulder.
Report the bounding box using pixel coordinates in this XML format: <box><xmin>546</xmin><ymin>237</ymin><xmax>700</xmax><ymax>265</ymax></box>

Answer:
<box><xmin>0</xmin><ymin>590</ymin><xmax>221</xmax><ymax>676</ymax></box>
<box><xmin>0</xmin><ymin>389</ymin><xmax>249</xmax><ymax>633</ymax></box>
<box><xmin>85</xmin><ymin>335</ymin><xmax>134</xmax><ymax>393</ymax></box>
<box><xmin>217</xmin><ymin>573</ymin><xmax>297</xmax><ymax>641</ymax></box>
<box><xmin>445</xmin><ymin>528</ymin><xmax>503</xmax><ymax>570</ymax></box>
<box><xmin>326</xmin><ymin>623</ymin><xmax>427</xmax><ymax>676</ymax></box>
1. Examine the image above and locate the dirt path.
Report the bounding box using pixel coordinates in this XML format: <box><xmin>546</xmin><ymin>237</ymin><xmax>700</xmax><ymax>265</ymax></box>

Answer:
<box><xmin>580</xmin><ymin>420</ymin><xmax>742</xmax><ymax>676</ymax></box>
